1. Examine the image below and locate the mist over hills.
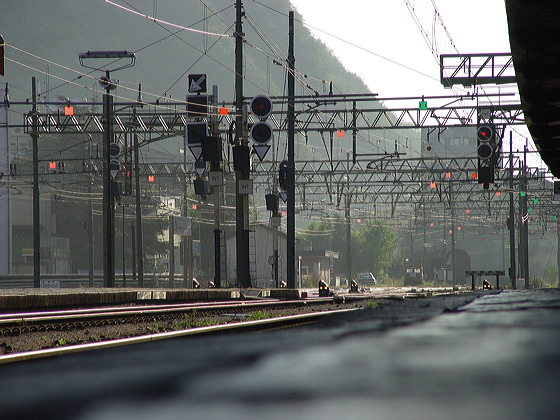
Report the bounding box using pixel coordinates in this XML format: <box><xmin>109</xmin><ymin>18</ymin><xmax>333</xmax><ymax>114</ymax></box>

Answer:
<box><xmin>2</xmin><ymin>0</ymin><xmax>415</xmax><ymax>166</ymax></box>
<box><xmin>2</xmin><ymin>0</ymin><xmax>372</xmax><ymax>103</ymax></box>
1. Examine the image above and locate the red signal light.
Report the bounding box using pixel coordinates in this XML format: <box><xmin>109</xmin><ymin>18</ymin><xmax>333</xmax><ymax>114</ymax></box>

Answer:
<box><xmin>477</xmin><ymin>126</ymin><xmax>493</xmax><ymax>141</ymax></box>
<box><xmin>250</xmin><ymin>95</ymin><xmax>272</xmax><ymax>119</ymax></box>
<box><xmin>147</xmin><ymin>175</ymin><xmax>155</xmax><ymax>182</ymax></box>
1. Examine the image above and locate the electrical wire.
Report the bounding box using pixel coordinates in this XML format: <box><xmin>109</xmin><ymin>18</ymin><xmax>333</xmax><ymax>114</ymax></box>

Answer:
<box><xmin>103</xmin><ymin>0</ymin><xmax>232</xmax><ymax>38</ymax></box>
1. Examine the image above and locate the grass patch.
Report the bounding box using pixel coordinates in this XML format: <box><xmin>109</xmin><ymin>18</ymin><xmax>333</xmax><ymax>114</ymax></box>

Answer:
<box><xmin>55</xmin><ymin>337</ymin><xmax>69</xmax><ymax>347</ymax></box>
<box><xmin>176</xmin><ymin>313</ymin><xmax>215</xmax><ymax>329</ymax></box>
<box><xmin>248</xmin><ymin>310</ymin><xmax>275</xmax><ymax>321</ymax></box>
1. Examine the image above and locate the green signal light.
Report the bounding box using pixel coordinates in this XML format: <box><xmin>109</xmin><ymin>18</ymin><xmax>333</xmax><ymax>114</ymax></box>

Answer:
<box><xmin>520</xmin><ymin>192</ymin><xmax>526</xmax><ymax>197</ymax></box>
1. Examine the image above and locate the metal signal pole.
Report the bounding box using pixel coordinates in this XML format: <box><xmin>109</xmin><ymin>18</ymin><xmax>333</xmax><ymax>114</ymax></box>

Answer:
<box><xmin>102</xmin><ymin>87</ymin><xmax>115</xmax><ymax>287</ymax></box>
<box><xmin>508</xmin><ymin>131</ymin><xmax>516</xmax><ymax>289</ymax></box>
<box><xmin>235</xmin><ymin>0</ymin><xmax>251</xmax><ymax>288</ymax></box>
<box><xmin>78</xmin><ymin>50</ymin><xmax>135</xmax><ymax>288</ymax></box>
<box><xmin>31</xmin><ymin>77</ymin><xmax>40</xmax><ymax>288</ymax></box>
<box><xmin>287</xmin><ymin>11</ymin><xmax>296</xmax><ymax>288</ymax></box>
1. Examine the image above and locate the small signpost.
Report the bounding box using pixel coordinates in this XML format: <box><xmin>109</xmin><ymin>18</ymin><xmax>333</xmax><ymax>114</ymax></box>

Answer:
<box><xmin>188</xmin><ymin>74</ymin><xmax>207</xmax><ymax>93</ymax></box>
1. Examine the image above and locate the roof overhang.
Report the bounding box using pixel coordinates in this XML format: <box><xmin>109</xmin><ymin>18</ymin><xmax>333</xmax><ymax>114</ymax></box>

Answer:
<box><xmin>506</xmin><ymin>0</ymin><xmax>560</xmax><ymax>177</ymax></box>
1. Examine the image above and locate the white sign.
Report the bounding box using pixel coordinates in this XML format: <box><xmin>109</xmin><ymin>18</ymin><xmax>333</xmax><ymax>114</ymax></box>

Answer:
<box><xmin>209</xmin><ymin>170</ymin><xmax>223</xmax><ymax>186</ymax></box>
<box><xmin>239</xmin><ymin>179</ymin><xmax>253</xmax><ymax>195</ymax></box>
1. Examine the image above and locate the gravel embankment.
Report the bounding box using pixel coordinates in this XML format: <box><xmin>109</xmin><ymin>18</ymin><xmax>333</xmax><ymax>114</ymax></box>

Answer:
<box><xmin>1</xmin><ymin>292</ymin><xmax>483</xmax><ymax>355</ymax></box>
<box><xmin>0</xmin><ymin>300</ymin><xmax>372</xmax><ymax>354</ymax></box>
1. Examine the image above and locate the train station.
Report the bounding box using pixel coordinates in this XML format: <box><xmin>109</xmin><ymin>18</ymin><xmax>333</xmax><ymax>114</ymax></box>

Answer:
<box><xmin>1</xmin><ymin>0</ymin><xmax>560</xmax><ymax>418</ymax></box>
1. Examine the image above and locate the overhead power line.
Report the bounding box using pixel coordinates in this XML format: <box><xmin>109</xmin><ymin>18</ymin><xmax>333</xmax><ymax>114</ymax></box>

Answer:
<box><xmin>103</xmin><ymin>0</ymin><xmax>232</xmax><ymax>38</ymax></box>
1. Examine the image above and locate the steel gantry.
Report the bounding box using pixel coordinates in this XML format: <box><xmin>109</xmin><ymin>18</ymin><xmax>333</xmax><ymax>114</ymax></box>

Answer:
<box><xmin>9</xmin><ymin>92</ymin><xmax>551</xmax><ymax>224</ymax></box>
<box><xmin>6</xmin><ymin>89</ymin><xmax>558</xmax><ymax>290</ymax></box>
<box><xmin>20</xmin><ymin>93</ymin><xmax>524</xmax><ymax>137</ymax></box>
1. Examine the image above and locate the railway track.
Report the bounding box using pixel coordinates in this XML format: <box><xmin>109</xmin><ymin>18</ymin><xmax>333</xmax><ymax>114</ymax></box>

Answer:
<box><xmin>0</xmin><ymin>287</ymin><xmax>468</xmax><ymax>363</ymax></box>
<box><xmin>0</xmin><ymin>298</ymin><xmax>340</xmax><ymax>336</ymax></box>
<box><xmin>0</xmin><ymin>305</ymin><xmax>359</xmax><ymax>364</ymax></box>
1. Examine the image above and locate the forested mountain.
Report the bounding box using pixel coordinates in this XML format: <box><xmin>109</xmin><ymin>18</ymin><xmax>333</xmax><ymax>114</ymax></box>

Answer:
<box><xmin>1</xmin><ymin>1</ymin><xmax>407</xmax><ymax>277</ymax></box>
<box><xmin>2</xmin><ymin>0</ymin><xmax>371</xmax><ymax>102</ymax></box>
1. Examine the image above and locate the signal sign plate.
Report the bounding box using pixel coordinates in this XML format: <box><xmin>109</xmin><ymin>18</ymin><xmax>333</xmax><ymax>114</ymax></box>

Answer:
<box><xmin>188</xmin><ymin>74</ymin><xmax>207</xmax><ymax>93</ymax></box>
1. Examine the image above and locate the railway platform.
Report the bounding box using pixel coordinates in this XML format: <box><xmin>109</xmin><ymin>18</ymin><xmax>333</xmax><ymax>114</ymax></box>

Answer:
<box><xmin>2</xmin><ymin>289</ymin><xmax>560</xmax><ymax>419</ymax></box>
<box><xmin>0</xmin><ymin>287</ymin><xmax>300</xmax><ymax>310</ymax></box>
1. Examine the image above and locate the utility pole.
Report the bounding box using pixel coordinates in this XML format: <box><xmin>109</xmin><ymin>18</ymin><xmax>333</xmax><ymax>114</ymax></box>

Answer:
<box><xmin>88</xmin><ymin>179</ymin><xmax>94</xmax><ymax>287</ymax></box>
<box><xmin>1</xmin><ymin>83</ymin><xmax>12</xmax><ymax>275</ymax></box>
<box><xmin>133</xmin><ymin>132</ymin><xmax>144</xmax><ymax>287</ymax></box>
<box><xmin>102</xmin><ymin>78</ymin><xmax>116</xmax><ymax>287</ymax></box>
<box><xmin>518</xmin><ymin>149</ymin><xmax>529</xmax><ymax>288</ymax></box>
<box><xmin>450</xmin><ymin>181</ymin><xmax>457</xmax><ymax>284</ymax></box>
<box><xmin>235</xmin><ymin>0</ymin><xmax>251</xmax><ymax>288</ymax></box>
<box><xmin>345</xmin><ymin>192</ymin><xmax>352</xmax><ymax>284</ymax></box>
<box><xmin>31</xmin><ymin>77</ymin><xmax>40</xmax><ymax>288</ymax></box>
<box><xmin>210</xmin><ymin>85</ymin><xmax>222</xmax><ymax>288</ymax></box>
<box><xmin>168</xmin><ymin>215</ymin><xmax>175</xmax><ymax>288</ymax></box>
<box><xmin>78</xmin><ymin>50</ymin><xmax>135</xmax><ymax>288</ymax></box>
<box><xmin>509</xmin><ymin>132</ymin><xmax>516</xmax><ymax>289</ymax></box>
<box><xmin>286</xmin><ymin>10</ymin><xmax>296</xmax><ymax>288</ymax></box>
<box><xmin>522</xmin><ymin>145</ymin><xmax>530</xmax><ymax>288</ymax></box>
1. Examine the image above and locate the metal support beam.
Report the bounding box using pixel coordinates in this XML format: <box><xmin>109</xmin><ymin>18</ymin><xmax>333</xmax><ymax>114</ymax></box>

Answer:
<box><xmin>31</xmin><ymin>78</ymin><xmax>40</xmax><ymax>288</ymax></box>
<box><xmin>234</xmin><ymin>0</ymin><xmax>251</xmax><ymax>288</ymax></box>
<box><xmin>287</xmin><ymin>11</ymin><xmax>296</xmax><ymax>289</ymax></box>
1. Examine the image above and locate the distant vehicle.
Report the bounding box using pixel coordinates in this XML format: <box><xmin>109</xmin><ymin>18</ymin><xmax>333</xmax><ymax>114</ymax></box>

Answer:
<box><xmin>357</xmin><ymin>272</ymin><xmax>376</xmax><ymax>286</ymax></box>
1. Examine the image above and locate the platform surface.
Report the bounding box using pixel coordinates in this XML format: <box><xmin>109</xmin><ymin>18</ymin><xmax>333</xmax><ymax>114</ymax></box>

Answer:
<box><xmin>2</xmin><ymin>289</ymin><xmax>560</xmax><ymax>419</ymax></box>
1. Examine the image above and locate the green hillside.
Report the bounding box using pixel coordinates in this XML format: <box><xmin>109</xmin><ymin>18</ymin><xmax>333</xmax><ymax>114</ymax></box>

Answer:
<box><xmin>1</xmin><ymin>0</ymin><xmax>371</xmax><ymax>102</ymax></box>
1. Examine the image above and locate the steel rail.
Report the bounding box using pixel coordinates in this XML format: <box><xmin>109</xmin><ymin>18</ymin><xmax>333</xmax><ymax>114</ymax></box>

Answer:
<box><xmin>0</xmin><ymin>298</ymin><xmax>333</xmax><ymax>332</ymax></box>
<box><xmin>0</xmin><ymin>308</ymin><xmax>359</xmax><ymax>365</ymax></box>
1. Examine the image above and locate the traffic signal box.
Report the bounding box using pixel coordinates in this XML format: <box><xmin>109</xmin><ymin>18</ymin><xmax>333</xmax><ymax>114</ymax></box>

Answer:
<box><xmin>318</xmin><ymin>280</ymin><xmax>330</xmax><ymax>297</ymax></box>
<box><xmin>278</xmin><ymin>160</ymin><xmax>289</xmax><ymax>191</ymax></box>
<box><xmin>477</xmin><ymin>125</ymin><xmax>496</xmax><ymax>188</ymax></box>
<box><xmin>250</xmin><ymin>95</ymin><xmax>273</xmax><ymax>161</ymax></box>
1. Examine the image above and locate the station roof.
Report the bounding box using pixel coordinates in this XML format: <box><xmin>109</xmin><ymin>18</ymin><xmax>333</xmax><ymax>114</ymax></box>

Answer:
<box><xmin>506</xmin><ymin>0</ymin><xmax>560</xmax><ymax>177</ymax></box>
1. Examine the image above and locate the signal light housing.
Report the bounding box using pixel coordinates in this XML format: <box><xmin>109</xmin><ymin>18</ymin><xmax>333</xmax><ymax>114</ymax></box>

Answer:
<box><xmin>318</xmin><ymin>280</ymin><xmax>330</xmax><ymax>297</ymax></box>
<box><xmin>477</xmin><ymin>125</ymin><xmax>494</xmax><ymax>160</ymax></box>
<box><xmin>187</xmin><ymin>95</ymin><xmax>209</xmax><ymax>118</ymax></box>
<box><xmin>278</xmin><ymin>160</ymin><xmax>289</xmax><ymax>191</ymax></box>
<box><xmin>250</xmin><ymin>95</ymin><xmax>272</xmax><ymax>119</ymax></box>
<box><xmin>477</xmin><ymin>124</ymin><xmax>496</xmax><ymax>186</ymax></box>
<box><xmin>250</xmin><ymin>121</ymin><xmax>273</xmax><ymax>144</ymax></box>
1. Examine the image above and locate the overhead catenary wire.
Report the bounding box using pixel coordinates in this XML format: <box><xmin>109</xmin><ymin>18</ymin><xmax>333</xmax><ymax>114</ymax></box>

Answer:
<box><xmin>4</xmin><ymin>8</ymin><xmax>412</xmax><ymax>159</ymax></box>
<box><xmin>1</xmin><ymin>1</ymin><xmax>544</xmax><ymax>235</ymax></box>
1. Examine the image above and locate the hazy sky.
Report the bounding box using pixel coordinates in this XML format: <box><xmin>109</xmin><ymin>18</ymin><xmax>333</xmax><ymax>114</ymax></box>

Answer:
<box><xmin>287</xmin><ymin>0</ymin><xmax>548</xmax><ymax>169</ymax></box>
<box><xmin>288</xmin><ymin>0</ymin><xmax>511</xmax><ymax>99</ymax></box>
